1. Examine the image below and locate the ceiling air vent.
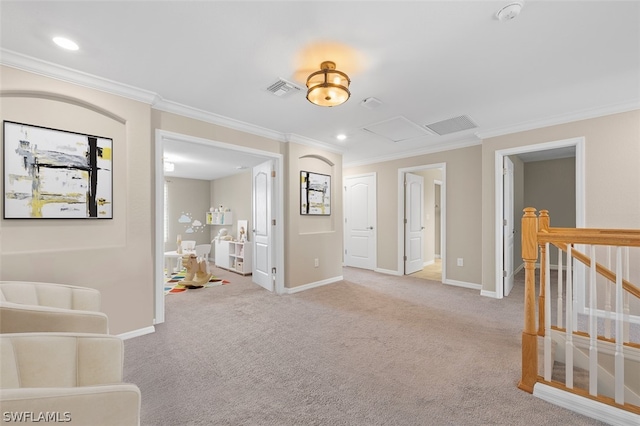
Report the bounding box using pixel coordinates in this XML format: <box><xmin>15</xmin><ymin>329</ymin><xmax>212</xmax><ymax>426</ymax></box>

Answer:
<box><xmin>266</xmin><ymin>78</ymin><xmax>301</xmax><ymax>97</ymax></box>
<box><xmin>425</xmin><ymin>115</ymin><xmax>478</xmax><ymax>136</ymax></box>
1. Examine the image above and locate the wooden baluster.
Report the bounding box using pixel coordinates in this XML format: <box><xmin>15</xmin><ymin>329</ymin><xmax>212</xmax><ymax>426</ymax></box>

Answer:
<box><xmin>519</xmin><ymin>207</ymin><xmax>538</xmax><ymax>393</ymax></box>
<box><xmin>538</xmin><ymin>210</ymin><xmax>549</xmax><ymax>336</ymax></box>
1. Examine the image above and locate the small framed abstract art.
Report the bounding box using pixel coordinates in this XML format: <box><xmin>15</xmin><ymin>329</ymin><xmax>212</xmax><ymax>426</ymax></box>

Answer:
<box><xmin>3</xmin><ymin>121</ymin><xmax>113</xmax><ymax>219</ymax></box>
<box><xmin>300</xmin><ymin>170</ymin><xmax>331</xmax><ymax>215</ymax></box>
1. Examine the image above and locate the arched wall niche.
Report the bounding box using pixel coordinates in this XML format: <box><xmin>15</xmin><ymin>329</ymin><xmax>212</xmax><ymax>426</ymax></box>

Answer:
<box><xmin>0</xmin><ymin>90</ymin><xmax>126</xmax><ymax>124</ymax></box>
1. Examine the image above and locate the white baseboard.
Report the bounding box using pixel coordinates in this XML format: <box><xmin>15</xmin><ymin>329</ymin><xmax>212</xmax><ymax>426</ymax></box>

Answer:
<box><xmin>443</xmin><ymin>279</ymin><xmax>481</xmax><ymax>291</ymax></box>
<box><xmin>533</xmin><ymin>383</ymin><xmax>640</xmax><ymax>426</ymax></box>
<box><xmin>284</xmin><ymin>276</ymin><xmax>343</xmax><ymax>294</ymax></box>
<box><xmin>423</xmin><ymin>260</ymin><xmax>435</xmax><ymax>267</ymax></box>
<box><xmin>481</xmin><ymin>289</ymin><xmax>499</xmax><ymax>298</ymax></box>
<box><xmin>375</xmin><ymin>268</ymin><xmax>403</xmax><ymax>276</ymax></box>
<box><xmin>117</xmin><ymin>326</ymin><xmax>155</xmax><ymax>340</ymax></box>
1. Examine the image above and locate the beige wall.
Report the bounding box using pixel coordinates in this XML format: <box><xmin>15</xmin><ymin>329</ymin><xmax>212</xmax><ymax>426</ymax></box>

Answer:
<box><xmin>523</xmin><ymin>157</ymin><xmax>576</xmax><ymax>227</ymax></box>
<box><xmin>210</xmin><ymin>171</ymin><xmax>252</xmax><ymax>242</ymax></box>
<box><xmin>165</xmin><ymin>177</ymin><xmax>212</xmax><ymax>251</ymax></box>
<box><xmin>481</xmin><ymin>110</ymin><xmax>640</xmax><ymax>295</ymax></box>
<box><xmin>285</xmin><ymin>143</ymin><xmax>343</xmax><ymax>288</ymax></box>
<box><xmin>344</xmin><ymin>144</ymin><xmax>482</xmax><ymax>285</ymax></box>
<box><xmin>0</xmin><ymin>66</ymin><xmax>153</xmax><ymax>335</ymax></box>
<box><xmin>0</xmin><ymin>67</ymin><xmax>346</xmax><ymax>334</ymax></box>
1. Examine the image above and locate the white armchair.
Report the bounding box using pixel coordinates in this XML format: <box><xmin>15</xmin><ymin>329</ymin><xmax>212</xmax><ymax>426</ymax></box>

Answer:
<box><xmin>0</xmin><ymin>333</ymin><xmax>140</xmax><ymax>425</ymax></box>
<box><xmin>0</xmin><ymin>281</ymin><xmax>108</xmax><ymax>334</ymax></box>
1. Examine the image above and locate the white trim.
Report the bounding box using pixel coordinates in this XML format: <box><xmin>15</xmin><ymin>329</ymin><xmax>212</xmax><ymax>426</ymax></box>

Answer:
<box><xmin>284</xmin><ymin>276</ymin><xmax>343</xmax><ymax>294</ymax></box>
<box><xmin>286</xmin><ymin>133</ymin><xmax>344</xmax><ymax>154</ymax></box>
<box><xmin>154</xmin><ymin>130</ymin><xmax>285</xmax><ymax>323</ymax></box>
<box><xmin>153</xmin><ymin>99</ymin><xmax>286</xmax><ymax>144</ymax></box>
<box><xmin>117</xmin><ymin>326</ymin><xmax>155</xmax><ymax>341</ymax></box>
<box><xmin>398</xmin><ymin>163</ymin><xmax>446</xmax><ymax>282</ymax></box>
<box><xmin>345</xmin><ymin>138</ymin><xmax>479</xmax><ymax>169</ymax></box>
<box><xmin>423</xmin><ymin>260</ymin><xmax>435</xmax><ymax>267</ymax></box>
<box><xmin>443</xmin><ymin>279</ymin><xmax>482</xmax><ymax>291</ymax></box>
<box><xmin>481</xmin><ymin>290</ymin><xmax>498</xmax><ymax>298</ymax></box>
<box><xmin>476</xmin><ymin>100</ymin><xmax>640</xmax><ymax>140</ymax></box>
<box><xmin>1</xmin><ymin>49</ymin><xmax>160</xmax><ymax>104</ymax></box>
<box><xmin>494</xmin><ymin>137</ymin><xmax>585</xmax><ymax>299</ymax></box>
<box><xmin>533</xmin><ymin>383</ymin><xmax>640</xmax><ymax>426</ymax></box>
<box><xmin>375</xmin><ymin>268</ymin><xmax>403</xmax><ymax>276</ymax></box>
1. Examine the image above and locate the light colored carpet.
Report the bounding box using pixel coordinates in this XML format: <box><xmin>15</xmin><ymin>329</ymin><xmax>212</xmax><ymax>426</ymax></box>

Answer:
<box><xmin>124</xmin><ymin>266</ymin><xmax>605</xmax><ymax>425</ymax></box>
<box><xmin>409</xmin><ymin>258</ymin><xmax>442</xmax><ymax>281</ymax></box>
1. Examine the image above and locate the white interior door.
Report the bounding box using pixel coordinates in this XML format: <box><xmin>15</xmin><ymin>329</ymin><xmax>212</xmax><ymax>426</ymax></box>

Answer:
<box><xmin>404</xmin><ymin>173</ymin><xmax>424</xmax><ymax>275</ymax></box>
<box><xmin>503</xmin><ymin>156</ymin><xmax>515</xmax><ymax>297</ymax></box>
<box><xmin>252</xmin><ymin>160</ymin><xmax>273</xmax><ymax>291</ymax></box>
<box><xmin>344</xmin><ymin>174</ymin><xmax>376</xmax><ymax>270</ymax></box>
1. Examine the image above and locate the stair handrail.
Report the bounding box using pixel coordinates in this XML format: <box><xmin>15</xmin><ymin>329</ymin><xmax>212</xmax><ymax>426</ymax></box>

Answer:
<box><xmin>519</xmin><ymin>207</ymin><xmax>640</xmax><ymax>399</ymax></box>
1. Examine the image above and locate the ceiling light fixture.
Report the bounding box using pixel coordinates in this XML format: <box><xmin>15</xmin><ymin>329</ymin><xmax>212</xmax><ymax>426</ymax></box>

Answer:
<box><xmin>306</xmin><ymin>61</ymin><xmax>351</xmax><ymax>107</ymax></box>
<box><xmin>336</xmin><ymin>134</ymin><xmax>347</xmax><ymax>141</ymax></box>
<box><xmin>496</xmin><ymin>2</ymin><xmax>523</xmax><ymax>21</ymax></box>
<box><xmin>52</xmin><ymin>36</ymin><xmax>79</xmax><ymax>51</ymax></box>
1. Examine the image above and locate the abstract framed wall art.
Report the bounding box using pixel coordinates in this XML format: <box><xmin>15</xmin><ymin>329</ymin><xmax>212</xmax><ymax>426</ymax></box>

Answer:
<box><xmin>300</xmin><ymin>170</ymin><xmax>331</xmax><ymax>215</ymax></box>
<box><xmin>3</xmin><ymin>121</ymin><xmax>113</xmax><ymax>219</ymax></box>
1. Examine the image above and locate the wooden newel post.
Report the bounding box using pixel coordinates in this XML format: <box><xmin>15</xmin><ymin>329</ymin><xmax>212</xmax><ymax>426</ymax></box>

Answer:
<box><xmin>519</xmin><ymin>207</ymin><xmax>538</xmax><ymax>393</ymax></box>
<box><xmin>537</xmin><ymin>210</ymin><xmax>549</xmax><ymax>336</ymax></box>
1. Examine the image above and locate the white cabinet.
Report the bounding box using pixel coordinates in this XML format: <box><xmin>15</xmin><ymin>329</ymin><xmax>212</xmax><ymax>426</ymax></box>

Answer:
<box><xmin>214</xmin><ymin>240</ymin><xmax>251</xmax><ymax>276</ymax></box>
<box><xmin>206</xmin><ymin>211</ymin><xmax>233</xmax><ymax>225</ymax></box>
<box><xmin>228</xmin><ymin>241</ymin><xmax>252</xmax><ymax>276</ymax></box>
<box><xmin>214</xmin><ymin>240</ymin><xmax>230</xmax><ymax>269</ymax></box>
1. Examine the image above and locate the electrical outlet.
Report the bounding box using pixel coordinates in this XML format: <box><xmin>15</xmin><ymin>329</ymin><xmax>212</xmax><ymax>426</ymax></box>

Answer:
<box><xmin>314</xmin><ymin>258</ymin><xmax>319</xmax><ymax>267</ymax></box>
<box><xmin>457</xmin><ymin>258</ymin><xmax>463</xmax><ymax>267</ymax></box>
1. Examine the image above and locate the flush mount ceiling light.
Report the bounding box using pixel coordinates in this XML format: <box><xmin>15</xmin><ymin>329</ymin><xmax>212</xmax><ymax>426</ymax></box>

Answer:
<box><xmin>306</xmin><ymin>61</ymin><xmax>351</xmax><ymax>107</ymax></box>
<box><xmin>496</xmin><ymin>2</ymin><xmax>524</xmax><ymax>21</ymax></box>
<box><xmin>52</xmin><ymin>36</ymin><xmax>79</xmax><ymax>51</ymax></box>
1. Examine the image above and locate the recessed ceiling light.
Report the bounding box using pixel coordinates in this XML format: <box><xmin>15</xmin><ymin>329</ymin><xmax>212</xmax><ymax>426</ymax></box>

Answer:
<box><xmin>53</xmin><ymin>36</ymin><xmax>79</xmax><ymax>51</ymax></box>
<box><xmin>336</xmin><ymin>134</ymin><xmax>347</xmax><ymax>141</ymax></box>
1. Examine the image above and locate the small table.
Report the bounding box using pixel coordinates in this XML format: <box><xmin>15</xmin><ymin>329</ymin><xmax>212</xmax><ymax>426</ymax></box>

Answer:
<box><xmin>164</xmin><ymin>250</ymin><xmax>195</xmax><ymax>277</ymax></box>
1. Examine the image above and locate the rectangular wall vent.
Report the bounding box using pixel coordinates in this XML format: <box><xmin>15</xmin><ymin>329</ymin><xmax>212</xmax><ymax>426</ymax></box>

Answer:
<box><xmin>425</xmin><ymin>115</ymin><xmax>477</xmax><ymax>135</ymax></box>
<box><xmin>266</xmin><ymin>78</ymin><xmax>301</xmax><ymax>97</ymax></box>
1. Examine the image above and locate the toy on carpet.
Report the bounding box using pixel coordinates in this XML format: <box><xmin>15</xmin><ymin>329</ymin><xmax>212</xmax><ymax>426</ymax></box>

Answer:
<box><xmin>178</xmin><ymin>254</ymin><xmax>212</xmax><ymax>289</ymax></box>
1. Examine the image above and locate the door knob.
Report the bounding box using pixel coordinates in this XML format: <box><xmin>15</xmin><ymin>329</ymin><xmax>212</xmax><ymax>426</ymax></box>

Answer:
<box><xmin>368</xmin><ymin>226</ymin><xmax>374</xmax><ymax>230</ymax></box>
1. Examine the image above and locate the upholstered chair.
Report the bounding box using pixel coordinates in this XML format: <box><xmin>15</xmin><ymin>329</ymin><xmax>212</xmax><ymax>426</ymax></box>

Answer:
<box><xmin>0</xmin><ymin>281</ymin><xmax>108</xmax><ymax>334</ymax></box>
<box><xmin>0</xmin><ymin>332</ymin><xmax>140</xmax><ymax>425</ymax></box>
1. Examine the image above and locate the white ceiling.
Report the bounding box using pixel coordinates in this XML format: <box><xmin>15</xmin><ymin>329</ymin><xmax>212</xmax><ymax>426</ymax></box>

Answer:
<box><xmin>1</xmin><ymin>1</ymin><xmax>639</xmax><ymax>180</ymax></box>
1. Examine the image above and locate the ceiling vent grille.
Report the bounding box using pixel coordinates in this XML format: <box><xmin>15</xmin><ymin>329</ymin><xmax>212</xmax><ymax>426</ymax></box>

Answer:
<box><xmin>425</xmin><ymin>115</ymin><xmax>477</xmax><ymax>135</ymax></box>
<box><xmin>266</xmin><ymin>78</ymin><xmax>301</xmax><ymax>97</ymax></box>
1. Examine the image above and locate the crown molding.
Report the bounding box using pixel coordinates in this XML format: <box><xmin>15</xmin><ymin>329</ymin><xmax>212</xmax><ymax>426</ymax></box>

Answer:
<box><xmin>152</xmin><ymin>98</ymin><xmax>286</xmax><ymax>143</ymax></box>
<box><xmin>0</xmin><ymin>48</ymin><xmax>160</xmax><ymax>104</ymax></box>
<box><xmin>0</xmin><ymin>48</ymin><xmax>312</xmax><ymax>146</ymax></box>
<box><xmin>285</xmin><ymin>133</ymin><xmax>344</xmax><ymax>154</ymax></box>
<box><xmin>343</xmin><ymin>137</ymin><xmax>481</xmax><ymax>169</ymax></box>
<box><xmin>475</xmin><ymin>100</ymin><xmax>640</xmax><ymax>140</ymax></box>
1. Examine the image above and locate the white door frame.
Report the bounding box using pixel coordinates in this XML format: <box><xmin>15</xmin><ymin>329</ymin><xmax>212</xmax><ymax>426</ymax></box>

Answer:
<box><xmin>154</xmin><ymin>129</ymin><xmax>284</xmax><ymax>324</ymax></box>
<box><xmin>343</xmin><ymin>172</ymin><xmax>377</xmax><ymax>270</ymax></box>
<box><xmin>494</xmin><ymin>137</ymin><xmax>585</xmax><ymax>299</ymax></box>
<box><xmin>397</xmin><ymin>163</ymin><xmax>446</xmax><ymax>279</ymax></box>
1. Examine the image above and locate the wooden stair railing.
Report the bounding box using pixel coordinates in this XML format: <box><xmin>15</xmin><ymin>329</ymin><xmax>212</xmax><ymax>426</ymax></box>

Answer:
<box><xmin>519</xmin><ymin>207</ymin><xmax>640</xmax><ymax>413</ymax></box>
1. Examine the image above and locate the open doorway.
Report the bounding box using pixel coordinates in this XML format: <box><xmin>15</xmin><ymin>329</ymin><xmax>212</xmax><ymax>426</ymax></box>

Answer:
<box><xmin>154</xmin><ymin>130</ymin><xmax>284</xmax><ymax>324</ymax></box>
<box><xmin>495</xmin><ymin>137</ymin><xmax>585</xmax><ymax>299</ymax></box>
<box><xmin>398</xmin><ymin>163</ymin><xmax>446</xmax><ymax>282</ymax></box>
